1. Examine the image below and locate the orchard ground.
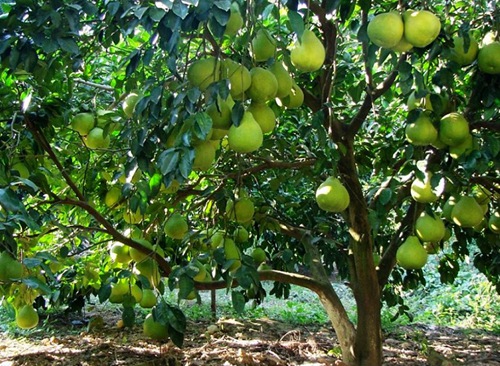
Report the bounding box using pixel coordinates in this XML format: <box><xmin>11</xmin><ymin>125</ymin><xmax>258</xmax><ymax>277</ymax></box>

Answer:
<box><xmin>1</xmin><ymin>261</ymin><xmax>499</xmax><ymax>366</ymax></box>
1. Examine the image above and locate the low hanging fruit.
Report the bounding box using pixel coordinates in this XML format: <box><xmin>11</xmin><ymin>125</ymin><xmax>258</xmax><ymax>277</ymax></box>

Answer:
<box><xmin>227</xmin><ymin>111</ymin><xmax>263</xmax><ymax>153</ymax></box>
<box><xmin>16</xmin><ymin>304</ymin><xmax>39</xmax><ymax>329</ymax></box>
<box><xmin>396</xmin><ymin>236</ymin><xmax>428</xmax><ymax>270</ymax></box>
<box><xmin>315</xmin><ymin>177</ymin><xmax>350</xmax><ymax>212</ymax></box>
<box><xmin>143</xmin><ymin>313</ymin><xmax>169</xmax><ymax>341</ymax></box>
<box><xmin>405</xmin><ymin>113</ymin><xmax>438</xmax><ymax>146</ymax></box>
<box><xmin>477</xmin><ymin>41</ymin><xmax>500</xmax><ymax>74</ymax></box>
<box><xmin>415</xmin><ymin>212</ymin><xmax>446</xmax><ymax>242</ymax></box>
<box><xmin>439</xmin><ymin>112</ymin><xmax>470</xmax><ymax>147</ymax></box>
<box><xmin>164</xmin><ymin>213</ymin><xmax>188</xmax><ymax>240</ymax></box>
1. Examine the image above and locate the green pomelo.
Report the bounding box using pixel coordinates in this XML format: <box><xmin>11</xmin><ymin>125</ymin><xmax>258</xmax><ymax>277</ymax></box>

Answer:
<box><xmin>105</xmin><ymin>186</ymin><xmax>122</xmax><ymax>208</ymax></box>
<box><xmin>415</xmin><ymin>212</ymin><xmax>446</xmax><ymax>242</ymax></box>
<box><xmin>143</xmin><ymin>314</ymin><xmax>169</xmax><ymax>341</ymax></box>
<box><xmin>477</xmin><ymin>42</ymin><xmax>500</xmax><ymax>74</ymax></box>
<box><xmin>71</xmin><ymin>112</ymin><xmax>95</xmax><ymax>135</ymax></box>
<box><xmin>315</xmin><ymin>177</ymin><xmax>350</xmax><ymax>212</ymax></box>
<box><xmin>403</xmin><ymin>10</ymin><xmax>441</xmax><ymax>48</ymax></box>
<box><xmin>122</xmin><ymin>93</ymin><xmax>140</xmax><ymax>118</ymax></box>
<box><xmin>193</xmin><ymin>141</ymin><xmax>216</xmax><ymax>172</ymax></box>
<box><xmin>187</xmin><ymin>57</ymin><xmax>221</xmax><ymax>90</ymax></box>
<box><xmin>164</xmin><ymin>213</ymin><xmax>188</xmax><ymax>240</ymax></box>
<box><xmin>251</xmin><ymin>29</ymin><xmax>276</xmax><ymax>62</ymax></box>
<box><xmin>439</xmin><ymin>112</ymin><xmax>470</xmax><ymax>147</ymax></box>
<box><xmin>222</xmin><ymin>59</ymin><xmax>251</xmax><ymax>99</ymax></box>
<box><xmin>140</xmin><ymin>289</ymin><xmax>157</xmax><ymax>308</ymax></box>
<box><xmin>269</xmin><ymin>61</ymin><xmax>293</xmax><ymax>98</ymax></box>
<box><xmin>16</xmin><ymin>305</ymin><xmax>39</xmax><ymax>330</ymax></box>
<box><xmin>84</xmin><ymin>127</ymin><xmax>110</xmax><ymax>149</ymax></box>
<box><xmin>448</xmin><ymin>35</ymin><xmax>479</xmax><ymax>66</ymax></box>
<box><xmin>451</xmin><ymin>196</ymin><xmax>485</xmax><ymax>228</ymax></box>
<box><xmin>109</xmin><ymin>242</ymin><xmax>132</xmax><ymax>264</ymax></box>
<box><xmin>290</xmin><ymin>29</ymin><xmax>326</xmax><ymax>72</ymax></box>
<box><xmin>405</xmin><ymin>113</ymin><xmax>438</xmax><ymax>146</ymax></box>
<box><xmin>396</xmin><ymin>236</ymin><xmax>428</xmax><ymax>270</ymax></box>
<box><xmin>247</xmin><ymin>102</ymin><xmax>276</xmax><ymax>134</ymax></box>
<box><xmin>281</xmin><ymin>82</ymin><xmax>304</xmax><ymax>109</ymax></box>
<box><xmin>367</xmin><ymin>12</ymin><xmax>404</xmax><ymax>48</ymax></box>
<box><xmin>246</xmin><ymin>67</ymin><xmax>278</xmax><ymax>102</ymax></box>
<box><xmin>227</xmin><ymin>111</ymin><xmax>263</xmax><ymax>153</ymax></box>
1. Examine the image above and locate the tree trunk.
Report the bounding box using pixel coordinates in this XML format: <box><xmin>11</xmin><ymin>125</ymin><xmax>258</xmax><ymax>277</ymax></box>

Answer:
<box><xmin>338</xmin><ymin>139</ymin><xmax>384</xmax><ymax>366</ymax></box>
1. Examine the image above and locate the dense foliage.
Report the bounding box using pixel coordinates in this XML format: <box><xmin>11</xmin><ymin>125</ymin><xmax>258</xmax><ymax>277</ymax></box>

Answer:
<box><xmin>0</xmin><ymin>0</ymin><xmax>498</xmax><ymax>364</ymax></box>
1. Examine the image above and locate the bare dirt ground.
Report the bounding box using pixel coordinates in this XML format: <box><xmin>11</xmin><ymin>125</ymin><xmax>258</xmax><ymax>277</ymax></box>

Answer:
<box><xmin>0</xmin><ymin>311</ymin><xmax>499</xmax><ymax>366</ymax></box>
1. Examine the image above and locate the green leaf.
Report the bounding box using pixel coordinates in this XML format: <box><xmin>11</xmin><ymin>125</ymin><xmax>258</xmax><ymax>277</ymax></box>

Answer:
<box><xmin>193</xmin><ymin>112</ymin><xmax>212</xmax><ymax>140</ymax></box>
<box><xmin>158</xmin><ymin>149</ymin><xmax>180</xmax><ymax>175</ymax></box>
<box><xmin>0</xmin><ymin>188</ymin><xmax>25</xmax><ymax>213</ymax></box>
<box><xmin>57</xmin><ymin>38</ymin><xmax>79</xmax><ymax>54</ymax></box>
<box><xmin>288</xmin><ymin>11</ymin><xmax>304</xmax><ymax>38</ymax></box>
<box><xmin>22</xmin><ymin>277</ymin><xmax>52</xmax><ymax>295</ymax></box>
<box><xmin>122</xmin><ymin>305</ymin><xmax>136</xmax><ymax>327</ymax></box>
<box><xmin>231</xmin><ymin>290</ymin><xmax>246</xmax><ymax>314</ymax></box>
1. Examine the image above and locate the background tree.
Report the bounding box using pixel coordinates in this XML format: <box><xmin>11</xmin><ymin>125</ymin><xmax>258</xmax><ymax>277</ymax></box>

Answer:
<box><xmin>0</xmin><ymin>0</ymin><xmax>499</xmax><ymax>365</ymax></box>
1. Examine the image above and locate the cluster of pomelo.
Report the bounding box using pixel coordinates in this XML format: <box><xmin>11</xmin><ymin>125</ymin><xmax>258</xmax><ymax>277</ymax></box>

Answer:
<box><xmin>184</xmin><ymin>13</ymin><xmax>325</xmax><ymax>163</ymax></box>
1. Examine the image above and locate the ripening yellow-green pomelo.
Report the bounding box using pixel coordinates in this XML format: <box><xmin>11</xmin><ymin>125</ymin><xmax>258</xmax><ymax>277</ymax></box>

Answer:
<box><xmin>122</xmin><ymin>92</ymin><xmax>140</xmax><ymax>118</ymax></box>
<box><xmin>489</xmin><ymin>211</ymin><xmax>500</xmax><ymax>234</ymax></box>
<box><xmin>143</xmin><ymin>313</ymin><xmax>169</xmax><ymax>340</ymax></box>
<box><xmin>129</xmin><ymin>239</ymin><xmax>154</xmax><ymax>262</ymax></box>
<box><xmin>247</xmin><ymin>102</ymin><xmax>276</xmax><ymax>134</ymax></box>
<box><xmin>410</xmin><ymin>172</ymin><xmax>444</xmax><ymax>203</ymax></box>
<box><xmin>405</xmin><ymin>113</ymin><xmax>438</xmax><ymax>146</ymax></box>
<box><xmin>11</xmin><ymin>162</ymin><xmax>30</xmax><ymax>179</ymax></box>
<box><xmin>224</xmin><ymin>238</ymin><xmax>241</xmax><ymax>272</ymax></box>
<box><xmin>251</xmin><ymin>29</ymin><xmax>276</xmax><ymax>62</ymax></box>
<box><xmin>291</xmin><ymin>30</ymin><xmax>326</xmax><ymax>72</ymax></box>
<box><xmin>16</xmin><ymin>305</ymin><xmax>39</xmax><ymax>330</ymax></box>
<box><xmin>439</xmin><ymin>112</ymin><xmax>470</xmax><ymax>147</ymax></box>
<box><xmin>207</xmin><ymin>97</ymin><xmax>232</xmax><ymax>129</ymax></box>
<box><xmin>164</xmin><ymin>213</ymin><xmax>188</xmax><ymax>239</ymax></box>
<box><xmin>71</xmin><ymin>112</ymin><xmax>95</xmax><ymax>135</ymax></box>
<box><xmin>448</xmin><ymin>35</ymin><xmax>479</xmax><ymax>66</ymax></box>
<box><xmin>140</xmin><ymin>289</ymin><xmax>157</xmax><ymax>308</ymax></box>
<box><xmin>187</xmin><ymin>57</ymin><xmax>221</xmax><ymax>90</ymax></box>
<box><xmin>227</xmin><ymin>111</ymin><xmax>263</xmax><ymax>153</ymax></box>
<box><xmin>246</xmin><ymin>67</ymin><xmax>278</xmax><ymax>102</ymax></box>
<box><xmin>224</xmin><ymin>3</ymin><xmax>244</xmax><ymax>36</ymax></box>
<box><xmin>193</xmin><ymin>141</ymin><xmax>216</xmax><ymax>172</ymax></box>
<box><xmin>123</xmin><ymin>207</ymin><xmax>144</xmax><ymax>224</ymax></box>
<box><xmin>449</xmin><ymin>133</ymin><xmax>475</xmax><ymax>159</ymax></box>
<box><xmin>0</xmin><ymin>252</ymin><xmax>23</xmax><ymax>281</ymax></box>
<box><xmin>105</xmin><ymin>186</ymin><xmax>122</xmax><ymax>208</ymax></box>
<box><xmin>109</xmin><ymin>242</ymin><xmax>132</xmax><ymax>264</ymax></box>
<box><xmin>403</xmin><ymin>10</ymin><xmax>441</xmax><ymax>48</ymax></box>
<box><xmin>396</xmin><ymin>236</ymin><xmax>428</xmax><ymax>270</ymax></box>
<box><xmin>84</xmin><ymin>127</ymin><xmax>110</xmax><ymax>149</ymax></box>
<box><xmin>315</xmin><ymin>177</ymin><xmax>350</xmax><ymax>212</ymax></box>
<box><xmin>281</xmin><ymin>82</ymin><xmax>304</xmax><ymax>109</ymax></box>
<box><xmin>477</xmin><ymin>42</ymin><xmax>500</xmax><ymax>74</ymax></box>
<box><xmin>226</xmin><ymin>197</ymin><xmax>255</xmax><ymax>223</ymax></box>
<box><xmin>367</xmin><ymin>12</ymin><xmax>404</xmax><ymax>48</ymax></box>
<box><xmin>269</xmin><ymin>61</ymin><xmax>293</xmax><ymax>98</ymax></box>
<box><xmin>233</xmin><ymin>226</ymin><xmax>249</xmax><ymax>243</ymax></box>
<box><xmin>222</xmin><ymin>59</ymin><xmax>252</xmax><ymax>99</ymax></box>
<box><xmin>391</xmin><ymin>36</ymin><xmax>414</xmax><ymax>52</ymax></box>
<box><xmin>415</xmin><ymin>212</ymin><xmax>446</xmax><ymax>242</ymax></box>
<box><xmin>451</xmin><ymin>196</ymin><xmax>485</xmax><ymax>228</ymax></box>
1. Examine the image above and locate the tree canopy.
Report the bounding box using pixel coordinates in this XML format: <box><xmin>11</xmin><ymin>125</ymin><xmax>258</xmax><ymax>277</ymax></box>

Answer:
<box><xmin>0</xmin><ymin>0</ymin><xmax>499</xmax><ymax>365</ymax></box>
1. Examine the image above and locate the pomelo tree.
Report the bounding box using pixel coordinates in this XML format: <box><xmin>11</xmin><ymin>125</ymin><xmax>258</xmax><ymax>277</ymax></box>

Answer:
<box><xmin>0</xmin><ymin>0</ymin><xmax>499</xmax><ymax>365</ymax></box>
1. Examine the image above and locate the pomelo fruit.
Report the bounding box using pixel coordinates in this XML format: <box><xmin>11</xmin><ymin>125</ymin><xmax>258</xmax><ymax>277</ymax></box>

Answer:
<box><xmin>315</xmin><ymin>177</ymin><xmax>350</xmax><ymax>212</ymax></box>
<box><xmin>290</xmin><ymin>29</ymin><xmax>326</xmax><ymax>72</ymax></box>
<box><xmin>396</xmin><ymin>236</ymin><xmax>428</xmax><ymax>270</ymax></box>
<box><xmin>403</xmin><ymin>10</ymin><xmax>441</xmax><ymax>48</ymax></box>
<box><xmin>367</xmin><ymin>12</ymin><xmax>404</xmax><ymax>48</ymax></box>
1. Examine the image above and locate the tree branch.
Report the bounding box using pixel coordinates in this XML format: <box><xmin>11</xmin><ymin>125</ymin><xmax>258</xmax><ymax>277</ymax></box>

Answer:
<box><xmin>74</xmin><ymin>78</ymin><xmax>114</xmax><ymax>91</ymax></box>
<box><xmin>347</xmin><ymin>54</ymin><xmax>406</xmax><ymax>138</ymax></box>
<box><xmin>56</xmin><ymin>198</ymin><xmax>172</xmax><ymax>275</ymax></box>
<box><xmin>25</xmin><ymin>116</ymin><xmax>87</xmax><ymax>202</ymax></box>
